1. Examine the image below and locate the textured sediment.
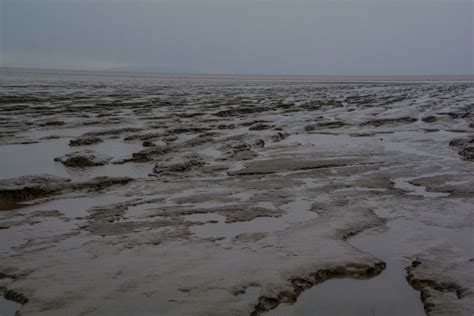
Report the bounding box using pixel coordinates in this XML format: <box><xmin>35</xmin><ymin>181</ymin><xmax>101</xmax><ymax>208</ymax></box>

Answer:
<box><xmin>0</xmin><ymin>72</ymin><xmax>472</xmax><ymax>315</ymax></box>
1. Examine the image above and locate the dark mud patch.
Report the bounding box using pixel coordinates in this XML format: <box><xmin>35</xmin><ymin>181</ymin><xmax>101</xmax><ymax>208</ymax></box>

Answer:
<box><xmin>458</xmin><ymin>146</ymin><xmax>474</xmax><ymax>161</ymax></box>
<box><xmin>70</xmin><ymin>176</ymin><xmax>133</xmax><ymax>192</ymax></box>
<box><xmin>3</xmin><ymin>289</ymin><xmax>29</xmax><ymax>305</ymax></box>
<box><xmin>0</xmin><ymin>175</ymin><xmax>71</xmax><ymax>202</ymax></box>
<box><xmin>69</xmin><ymin>136</ymin><xmax>103</xmax><ymax>146</ymax></box>
<box><xmin>422</xmin><ymin>116</ymin><xmax>437</xmax><ymax>123</ymax></box>
<box><xmin>0</xmin><ymin>175</ymin><xmax>133</xmax><ymax>202</ymax></box>
<box><xmin>214</xmin><ymin>106</ymin><xmax>270</xmax><ymax>117</ymax></box>
<box><xmin>249</xmin><ymin>123</ymin><xmax>274</xmax><ymax>131</ymax></box>
<box><xmin>449</xmin><ymin>136</ymin><xmax>474</xmax><ymax>161</ymax></box>
<box><xmin>153</xmin><ymin>158</ymin><xmax>205</xmax><ymax>174</ymax></box>
<box><xmin>305</xmin><ymin>121</ymin><xmax>346</xmax><ymax>131</ymax></box>
<box><xmin>359</xmin><ymin>117</ymin><xmax>417</xmax><ymax>127</ymax></box>
<box><xmin>84</xmin><ymin>127</ymin><xmax>143</xmax><ymax>138</ymax></box>
<box><xmin>37</xmin><ymin>120</ymin><xmax>65</xmax><ymax>127</ymax></box>
<box><xmin>1</xmin><ymin>280</ymin><xmax>27</xmax><ymax>316</ymax></box>
<box><xmin>142</xmin><ymin>141</ymin><xmax>155</xmax><ymax>147</ymax></box>
<box><xmin>119</xmin><ymin>146</ymin><xmax>172</xmax><ymax>163</ymax></box>
<box><xmin>54</xmin><ymin>150</ymin><xmax>112</xmax><ymax>167</ymax></box>
<box><xmin>0</xmin><ymin>201</ymin><xmax>27</xmax><ymax>211</ymax></box>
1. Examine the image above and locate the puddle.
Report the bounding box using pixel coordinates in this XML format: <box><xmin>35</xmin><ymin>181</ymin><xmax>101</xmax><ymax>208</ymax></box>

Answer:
<box><xmin>239</xmin><ymin>286</ymin><xmax>261</xmax><ymax>302</ymax></box>
<box><xmin>393</xmin><ymin>177</ymin><xmax>450</xmax><ymax>198</ymax></box>
<box><xmin>268</xmin><ymin>212</ymin><xmax>444</xmax><ymax>316</ymax></box>
<box><xmin>280</xmin><ymin>131</ymin><xmax>459</xmax><ymax>163</ymax></box>
<box><xmin>0</xmin><ymin>138</ymin><xmax>148</xmax><ymax>181</ymax></box>
<box><xmin>268</xmin><ymin>218</ymin><xmax>425</xmax><ymax>316</ymax></box>
<box><xmin>86</xmin><ymin>291</ymin><xmax>186</xmax><ymax>315</ymax></box>
<box><xmin>16</xmin><ymin>194</ymin><xmax>133</xmax><ymax>218</ymax></box>
<box><xmin>0</xmin><ymin>194</ymin><xmax>133</xmax><ymax>251</ymax></box>
<box><xmin>0</xmin><ymin>202</ymin><xmax>26</xmax><ymax>212</ymax></box>
<box><xmin>0</xmin><ymin>296</ymin><xmax>21</xmax><ymax>316</ymax></box>
<box><xmin>188</xmin><ymin>200</ymin><xmax>317</xmax><ymax>240</ymax></box>
<box><xmin>197</xmin><ymin>147</ymin><xmax>222</xmax><ymax>159</ymax></box>
<box><xmin>0</xmin><ymin>139</ymin><xmax>71</xmax><ymax>180</ymax></box>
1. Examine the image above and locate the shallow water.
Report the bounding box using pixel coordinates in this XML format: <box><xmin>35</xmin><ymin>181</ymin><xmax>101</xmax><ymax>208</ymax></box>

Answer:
<box><xmin>239</xmin><ymin>286</ymin><xmax>261</xmax><ymax>301</ymax></box>
<box><xmin>268</xmin><ymin>218</ymin><xmax>426</xmax><ymax>316</ymax></box>
<box><xmin>392</xmin><ymin>177</ymin><xmax>450</xmax><ymax>198</ymax></box>
<box><xmin>0</xmin><ymin>194</ymin><xmax>133</xmax><ymax>251</ymax></box>
<box><xmin>0</xmin><ymin>295</ymin><xmax>21</xmax><ymax>316</ymax></box>
<box><xmin>188</xmin><ymin>200</ymin><xmax>317</xmax><ymax>240</ymax></box>
<box><xmin>269</xmin><ymin>208</ymin><xmax>473</xmax><ymax>315</ymax></box>
<box><xmin>0</xmin><ymin>138</ymin><xmax>148</xmax><ymax>181</ymax></box>
<box><xmin>70</xmin><ymin>286</ymin><xmax>189</xmax><ymax>316</ymax></box>
<box><xmin>0</xmin><ymin>202</ymin><xmax>26</xmax><ymax>211</ymax></box>
<box><xmin>0</xmin><ymin>139</ymin><xmax>71</xmax><ymax>179</ymax></box>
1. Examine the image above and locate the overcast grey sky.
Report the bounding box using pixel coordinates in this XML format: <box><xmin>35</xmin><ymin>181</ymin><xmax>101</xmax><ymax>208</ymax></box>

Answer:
<box><xmin>1</xmin><ymin>0</ymin><xmax>473</xmax><ymax>75</ymax></box>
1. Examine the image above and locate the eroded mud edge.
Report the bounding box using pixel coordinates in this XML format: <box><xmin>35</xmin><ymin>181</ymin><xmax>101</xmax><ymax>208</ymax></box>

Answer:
<box><xmin>0</xmin><ymin>272</ymin><xmax>28</xmax><ymax>313</ymax></box>
<box><xmin>405</xmin><ymin>260</ymin><xmax>469</xmax><ymax>315</ymax></box>
<box><xmin>250</xmin><ymin>206</ymin><xmax>388</xmax><ymax>315</ymax></box>
<box><xmin>252</xmin><ymin>261</ymin><xmax>386</xmax><ymax>315</ymax></box>
<box><xmin>3</xmin><ymin>289</ymin><xmax>29</xmax><ymax>305</ymax></box>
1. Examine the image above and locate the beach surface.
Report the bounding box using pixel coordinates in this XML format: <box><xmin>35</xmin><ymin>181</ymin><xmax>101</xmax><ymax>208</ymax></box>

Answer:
<box><xmin>0</xmin><ymin>69</ymin><xmax>473</xmax><ymax>315</ymax></box>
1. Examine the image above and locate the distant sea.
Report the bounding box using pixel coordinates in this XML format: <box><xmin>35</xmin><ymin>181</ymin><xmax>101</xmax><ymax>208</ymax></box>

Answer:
<box><xmin>0</xmin><ymin>67</ymin><xmax>473</xmax><ymax>83</ymax></box>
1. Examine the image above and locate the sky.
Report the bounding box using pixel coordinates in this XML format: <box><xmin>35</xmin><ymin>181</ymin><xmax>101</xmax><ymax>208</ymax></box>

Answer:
<box><xmin>1</xmin><ymin>0</ymin><xmax>473</xmax><ymax>75</ymax></box>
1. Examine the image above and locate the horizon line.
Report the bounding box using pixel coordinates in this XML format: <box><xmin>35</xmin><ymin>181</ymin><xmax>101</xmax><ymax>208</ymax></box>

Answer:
<box><xmin>1</xmin><ymin>66</ymin><xmax>473</xmax><ymax>82</ymax></box>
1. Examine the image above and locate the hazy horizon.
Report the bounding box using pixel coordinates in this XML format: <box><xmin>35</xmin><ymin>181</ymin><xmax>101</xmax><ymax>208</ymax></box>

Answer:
<box><xmin>2</xmin><ymin>66</ymin><xmax>474</xmax><ymax>80</ymax></box>
<box><xmin>1</xmin><ymin>0</ymin><xmax>473</xmax><ymax>76</ymax></box>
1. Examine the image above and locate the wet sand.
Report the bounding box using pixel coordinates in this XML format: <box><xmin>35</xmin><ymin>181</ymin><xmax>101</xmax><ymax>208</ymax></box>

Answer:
<box><xmin>0</xmin><ymin>69</ymin><xmax>473</xmax><ymax>315</ymax></box>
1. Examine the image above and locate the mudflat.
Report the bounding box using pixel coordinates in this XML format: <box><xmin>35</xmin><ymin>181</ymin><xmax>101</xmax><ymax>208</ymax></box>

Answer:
<box><xmin>0</xmin><ymin>70</ymin><xmax>473</xmax><ymax>315</ymax></box>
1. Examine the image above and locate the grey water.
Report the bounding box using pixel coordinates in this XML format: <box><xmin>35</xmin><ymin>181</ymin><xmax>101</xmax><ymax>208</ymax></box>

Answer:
<box><xmin>0</xmin><ymin>295</ymin><xmax>22</xmax><ymax>316</ymax></box>
<box><xmin>268</xmin><ymin>219</ymin><xmax>425</xmax><ymax>316</ymax></box>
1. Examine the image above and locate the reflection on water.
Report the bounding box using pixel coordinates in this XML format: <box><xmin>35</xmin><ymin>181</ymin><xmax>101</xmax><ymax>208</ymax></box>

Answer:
<box><xmin>267</xmin><ymin>218</ymin><xmax>429</xmax><ymax>316</ymax></box>
<box><xmin>0</xmin><ymin>202</ymin><xmax>26</xmax><ymax>211</ymax></box>
<box><xmin>0</xmin><ymin>194</ymin><xmax>133</xmax><ymax>251</ymax></box>
<box><xmin>82</xmin><ymin>290</ymin><xmax>187</xmax><ymax>315</ymax></box>
<box><xmin>239</xmin><ymin>286</ymin><xmax>261</xmax><ymax>302</ymax></box>
<box><xmin>188</xmin><ymin>200</ymin><xmax>317</xmax><ymax>240</ymax></box>
<box><xmin>0</xmin><ymin>295</ymin><xmax>21</xmax><ymax>316</ymax></box>
<box><xmin>0</xmin><ymin>139</ymin><xmax>70</xmax><ymax>179</ymax></box>
<box><xmin>392</xmin><ymin>177</ymin><xmax>450</xmax><ymax>198</ymax></box>
<box><xmin>0</xmin><ymin>138</ymin><xmax>150</xmax><ymax>181</ymax></box>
